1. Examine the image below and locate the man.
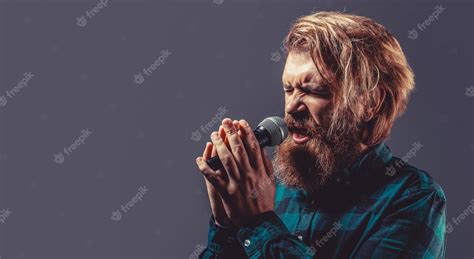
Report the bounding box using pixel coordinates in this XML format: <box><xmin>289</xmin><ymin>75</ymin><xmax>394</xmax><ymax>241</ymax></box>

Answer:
<box><xmin>195</xmin><ymin>11</ymin><xmax>446</xmax><ymax>258</ymax></box>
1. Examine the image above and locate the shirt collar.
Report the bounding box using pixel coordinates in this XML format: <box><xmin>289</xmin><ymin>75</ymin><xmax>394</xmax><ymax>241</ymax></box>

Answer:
<box><xmin>336</xmin><ymin>141</ymin><xmax>393</xmax><ymax>183</ymax></box>
<box><xmin>298</xmin><ymin>141</ymin><xmax>393</xmax><ymax>199</ymax></box>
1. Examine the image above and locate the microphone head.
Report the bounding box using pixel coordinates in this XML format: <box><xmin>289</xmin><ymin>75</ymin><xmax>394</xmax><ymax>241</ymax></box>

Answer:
<box><xmin>257</xmin><ymin>116</ymin><xmax>288</xmax><ymax>146</ymax></box>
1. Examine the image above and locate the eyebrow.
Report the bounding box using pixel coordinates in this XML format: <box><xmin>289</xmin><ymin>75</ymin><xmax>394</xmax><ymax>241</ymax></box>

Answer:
<box><xmin>283</xmin><ymin>73</ymin><xmax>324</xmax><ymax>88</ymax></box>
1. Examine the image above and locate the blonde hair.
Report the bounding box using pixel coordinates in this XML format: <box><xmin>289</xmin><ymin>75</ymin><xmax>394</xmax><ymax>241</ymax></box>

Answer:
<box><xmin>284</xmin><ymin>11</ymin><xmax>415</xmax><ymax>146</ymax></box>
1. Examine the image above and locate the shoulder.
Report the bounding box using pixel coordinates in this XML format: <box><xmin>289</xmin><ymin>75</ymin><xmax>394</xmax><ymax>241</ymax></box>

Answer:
<box><xmin>385</xmin><ymin>156</ymin><xmax>446</xmax><ymax>204</ymax></box>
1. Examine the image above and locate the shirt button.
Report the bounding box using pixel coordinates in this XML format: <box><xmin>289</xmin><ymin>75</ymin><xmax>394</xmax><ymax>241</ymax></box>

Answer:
<box><xmin>297</xmin><ymin>235</ymin><xmax>303</xmax><ymax>240</ymax></box>
<box><xmin>244</xmin><ymin>239</ymin><xmax>251</xmax><ymax>247</ymax></box>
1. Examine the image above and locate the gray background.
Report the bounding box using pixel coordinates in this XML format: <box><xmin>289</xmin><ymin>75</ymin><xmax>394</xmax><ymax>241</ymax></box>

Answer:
<box><xmin>0</xmin><ymin>0</ymin><xmax>472</xmax><ymax>258</ymax></box>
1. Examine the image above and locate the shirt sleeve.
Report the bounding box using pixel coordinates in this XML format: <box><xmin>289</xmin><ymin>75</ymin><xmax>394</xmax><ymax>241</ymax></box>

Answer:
<box><xmin>199</xmin><ymin>215</ymin><xmax>247</xmax><ymax>259</ymax></box>
<box><xmin>236</xmin><ymin>211</ymin><xmax>315</xmax><ymax>259</ymax></box>
<box><xmin>353</xmin><ymin>187</ymin><xmax>447</xmax><ymax>259</ymax></box>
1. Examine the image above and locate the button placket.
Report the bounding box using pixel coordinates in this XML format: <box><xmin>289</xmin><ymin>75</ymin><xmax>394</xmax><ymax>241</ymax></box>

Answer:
<box><xmin>295</xmin><ymin>200</ymin><xmax>316</xmax><ymax>244</ymax></box>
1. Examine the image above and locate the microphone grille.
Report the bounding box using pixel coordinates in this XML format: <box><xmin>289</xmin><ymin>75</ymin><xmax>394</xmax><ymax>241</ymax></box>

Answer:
<box><xmin>257</xmin><ymin>116</ymin><xmax>288</xmax><ymax>146</ymax></box>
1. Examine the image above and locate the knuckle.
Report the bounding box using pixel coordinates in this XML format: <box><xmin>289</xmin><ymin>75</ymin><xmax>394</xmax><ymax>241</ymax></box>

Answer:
<box><xmin>214</xmin><ymin>138</ymin><xmax>223</xmax><ymax>145</ymax></box>
<box><xmin>246</xmin><ymin>173</ymin><xmax>257</xmax><ymax>183</ymax></box>
<box><xmin>226</xmin><ymin>127</ymin><xmax>238</xmax><ymax>136</ymax></box>
<box><xmin>249</xmin><ymin>143</ymin><xmax>259</xmax><ymax>153</ymax></box>
<box><xmin>197</xmin><ymin>163</ymin><xmax>206</xmax><ymax>172</ymax></box>
<box><xmin>221</xmin><ymin>156</ymin><xmax>233</xmax><ymax>168</ymax></box>
<box><xmin>227</xmin><ymin>184</ymin><xmax>238</xmax><ymax>195</ymax></box>
<box><xmin>232</xmin><ymin>144</ymin><xmax>245</xmax><ymax>156</ymax></box>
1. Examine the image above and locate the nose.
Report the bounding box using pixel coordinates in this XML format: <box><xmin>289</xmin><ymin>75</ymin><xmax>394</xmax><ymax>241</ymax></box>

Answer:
<box><xmin>285</xmin><ymin>94</ymin><xmax>306</xmax><ymax>115</ymax></box>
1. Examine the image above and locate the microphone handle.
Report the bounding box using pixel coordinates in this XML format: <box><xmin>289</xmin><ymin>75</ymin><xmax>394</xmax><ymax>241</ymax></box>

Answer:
<box><xmin>206</xmin><ymin>126</ymin><xmax>271</xmax><ymax>171</ymax></box>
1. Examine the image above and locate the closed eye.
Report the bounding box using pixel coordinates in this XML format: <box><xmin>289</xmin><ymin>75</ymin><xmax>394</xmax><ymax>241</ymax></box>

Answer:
<box><xmin>283</xmin><ymin>85</ymin><xmax>331</xmax><ymax>98</ymax></box>
<box><xmin>310</xmin><ymin>85</ymin><xmax>331</xmax><ymax>97</ymax></box>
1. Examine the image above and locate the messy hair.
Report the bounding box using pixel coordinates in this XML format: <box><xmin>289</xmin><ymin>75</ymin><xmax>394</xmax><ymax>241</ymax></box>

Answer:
<box><xmin>284</xmin><ymin>11</ymin><xmax>415</xmax><ymax>146</ymax></box>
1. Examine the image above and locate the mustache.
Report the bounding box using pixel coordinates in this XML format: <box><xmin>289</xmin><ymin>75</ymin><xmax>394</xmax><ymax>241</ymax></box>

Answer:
<box><xmin>284</xmin><ymin>113</ymin><xmax>324</xmax><ymax>137</ymax></box>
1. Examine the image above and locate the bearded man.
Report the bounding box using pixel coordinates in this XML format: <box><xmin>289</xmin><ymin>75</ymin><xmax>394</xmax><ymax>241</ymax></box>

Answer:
<box><xmin>195</xmin><ymin>11</ymin><xmax>446</xmax><ymax>258</ymax></box>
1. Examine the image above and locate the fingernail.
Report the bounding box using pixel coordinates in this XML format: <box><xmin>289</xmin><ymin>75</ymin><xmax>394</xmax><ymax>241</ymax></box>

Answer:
<box><xmin>223</xmin><ymin>119</ymin><xmax>232</xmax><ymax>127</ymax></box>
<box><xmin>211</xmin><ymin>132</ymin><xmax>218</xmax><ymax>139</ymax></box>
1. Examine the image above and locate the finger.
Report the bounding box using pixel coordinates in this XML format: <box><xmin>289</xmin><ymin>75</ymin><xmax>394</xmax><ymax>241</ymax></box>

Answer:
<box><xmin>222</xmin><ymin>118</ymin><xmax>252</xmax><ymax>173</ymax></box>
<box><xmin>202</xmin><ymin>142</ymin><xmax>229</xmax><ymax>223</ymax></box>
<box><xmin>201</xmin><ymin>141</ymin><xmax>216</xmax><ymax>182</ymax></box>
<box><xmin>219</xmin><ymin>125</ymin><xmax>233</xmax><ymax>150</ymax></box>
<box><xmin>261</xmin><ymin>148</ymin><xmax>274</xmax><ymax>178</ymax></box>
<box><xmin>203</xmin><ymin>145</ymin><xmax>229</xmax><ymax>224</ymax></box>
<box><xmin>203</xmin><ymin>142</ymin><xmax>213</xmax><ymax>159</ymax></box>
<box><xmin>203</xmin><ymin>142</ymin><xmax>223</xmax><ymax>184</ymax></box>
<box><xmin>232</xmin><ymin>120</ymin><xmax>241</xmax><ymax>131</ymax></box>
<box><xmin>238</xmin><ymin>119</ymin><xmax>264</xmax><ymax>171</ymax></box>
<box><xmin>211</xmin><ymin>143</ymin><xmax>229</xmax><ymax>182</ymax></box>
<box><xmin>218</xmin><ymin>125</ymin><xmax>225</xmax><ymax>142</ymax></box>
<box><xmin>210</xmin><ymin>131</ymin><xmax>240</xmax><ymax>181</ymax></box>
<box><xmin>202</xmin><ymin>143</ymin><xmax>223</xmax><ymax>196</ymax></box>
<box><xmin>203</xmin><ymin>141</ymin><xmax>228</xmax><ymax>182</ymax></box>
<box><xmin>196</xmin><ymin>156</ymin><xmax>227</xmax><ymax>191</ymax></box>
<box><xmin>235</xmin><ymin>121</ymin><xmax>244</xmax><ymax>140</ymax></box>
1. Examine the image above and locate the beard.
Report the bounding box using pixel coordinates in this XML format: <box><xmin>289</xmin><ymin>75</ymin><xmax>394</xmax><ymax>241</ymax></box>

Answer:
<box><xmin>273</xmin><ymin>109</ymin><xmax>365</xmax><ymax>194</ymax></box>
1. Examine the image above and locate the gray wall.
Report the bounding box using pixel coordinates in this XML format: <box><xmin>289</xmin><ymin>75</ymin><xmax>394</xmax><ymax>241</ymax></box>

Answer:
<box><xmin>0</xmin><ymin>0</ymin><xmax>472</xmax><ymax>258</ymax></box>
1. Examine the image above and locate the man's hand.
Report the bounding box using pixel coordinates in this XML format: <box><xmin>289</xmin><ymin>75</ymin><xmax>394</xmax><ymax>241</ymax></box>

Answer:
<box><xmin>196</xmin><ymin>118</ymin><xmax>275</xmax><ymax>227</ymax></box>
<box><xmin>200</xmin><ymin>126</ymin><xmax>231</xmax><ymax>227</ymax></box>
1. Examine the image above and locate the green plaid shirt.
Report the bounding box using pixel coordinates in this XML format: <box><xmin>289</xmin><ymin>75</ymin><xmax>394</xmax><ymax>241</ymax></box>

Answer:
<box><xmin>200</xmin><ymin>142</ymin><xmax>447</xmax><ymax>258</ymax></box>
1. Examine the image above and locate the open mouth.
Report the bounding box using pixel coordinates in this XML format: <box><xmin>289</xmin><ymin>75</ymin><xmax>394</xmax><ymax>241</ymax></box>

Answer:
<box><xmin>289</xmin><ymin>127</ymin><xmax>311</xmax><ymax>144</ymax></box>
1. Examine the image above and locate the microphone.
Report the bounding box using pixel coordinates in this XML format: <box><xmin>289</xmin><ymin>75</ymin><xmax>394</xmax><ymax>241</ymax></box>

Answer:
<box><xmin>206</xmin><ymin>116</ymin><xmax>288</xmax><ymax>171</ymax></box>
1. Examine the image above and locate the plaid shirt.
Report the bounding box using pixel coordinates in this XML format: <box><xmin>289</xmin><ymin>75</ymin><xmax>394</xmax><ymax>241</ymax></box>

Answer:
<box><xmin>200</xmin><ymin>142</ymin><xmax>447</xmax><ymax>258</ymax></box>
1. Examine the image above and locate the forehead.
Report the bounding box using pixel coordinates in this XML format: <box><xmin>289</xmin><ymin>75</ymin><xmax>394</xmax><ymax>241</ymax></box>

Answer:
<box><xmin>282</xmin><ymin>51</ymin><xmax>323</xmax><ymax>85</ymax></box>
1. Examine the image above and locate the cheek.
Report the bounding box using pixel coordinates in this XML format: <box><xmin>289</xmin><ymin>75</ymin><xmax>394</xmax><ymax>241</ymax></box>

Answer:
<box><xmin>304</xmin><ymin>98</ymin><xmax>330</xmax><ymax>125</ymax></box>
